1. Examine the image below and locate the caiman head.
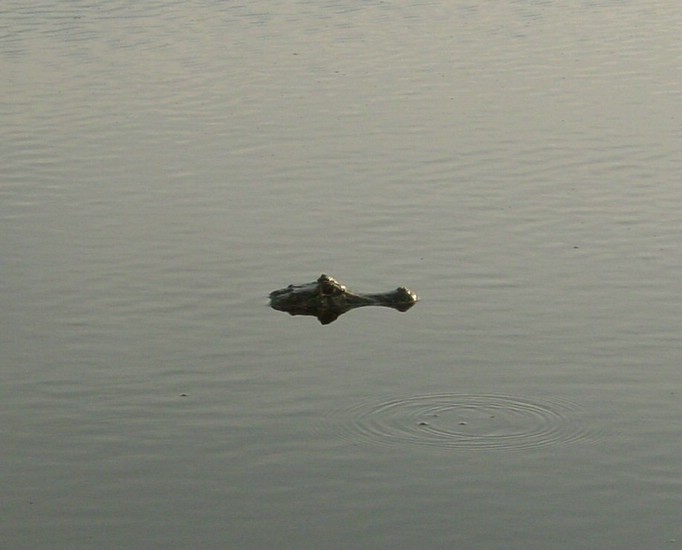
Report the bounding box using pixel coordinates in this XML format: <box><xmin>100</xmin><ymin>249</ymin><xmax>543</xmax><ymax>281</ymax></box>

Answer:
<box><xmin>269</xmin><ymin>274</ymin><xmax>418</xmax><ymax>324</ymax></box>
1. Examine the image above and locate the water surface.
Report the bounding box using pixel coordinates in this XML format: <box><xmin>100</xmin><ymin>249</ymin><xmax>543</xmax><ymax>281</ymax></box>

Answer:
<box><xmin>2</xmin><ymin>1</ymin><xmax>682</xmax><ymax>548</ymax></box>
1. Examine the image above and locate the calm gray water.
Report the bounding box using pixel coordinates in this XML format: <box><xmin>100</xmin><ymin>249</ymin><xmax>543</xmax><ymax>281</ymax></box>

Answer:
<box><xmin>2</xmin><ymin>1</ymin><xmax>682</xmax><ymax>548</ymax></box>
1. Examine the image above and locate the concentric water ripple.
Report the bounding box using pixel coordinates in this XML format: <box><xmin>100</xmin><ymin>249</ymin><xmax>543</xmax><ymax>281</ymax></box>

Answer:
<box><xmin>325</xmin><ymin>394</ymin><xmax>606</xmax><ymax>451</ymax></box>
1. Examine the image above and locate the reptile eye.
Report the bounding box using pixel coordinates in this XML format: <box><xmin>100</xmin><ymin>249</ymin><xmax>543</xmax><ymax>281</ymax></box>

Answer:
<box><xmin>321</xmin><ymin>282</ymin><xmax>335</xmax><ymax>296</ymax></box>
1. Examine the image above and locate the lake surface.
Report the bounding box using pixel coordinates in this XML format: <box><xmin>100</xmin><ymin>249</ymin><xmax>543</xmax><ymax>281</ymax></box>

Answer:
<box><xmin>2</xmin><ymin>1</ymin><xmax>681</xmax><ymax>548</ymax></box>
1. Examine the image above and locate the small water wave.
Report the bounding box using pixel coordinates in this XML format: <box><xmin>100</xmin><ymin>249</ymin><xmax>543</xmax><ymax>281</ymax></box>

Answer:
<box><xmin>324</xmin><ymin>393</ymin><xmax>608</xmax><ymax>451</ymax></box>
